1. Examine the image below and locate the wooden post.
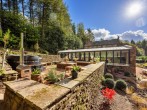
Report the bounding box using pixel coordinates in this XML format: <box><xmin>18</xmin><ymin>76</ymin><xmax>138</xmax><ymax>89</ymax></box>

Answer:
<box><xmin>20</xmin><ymin>33</ymin><xmax>24</xmax><ymax>65</ymax></box>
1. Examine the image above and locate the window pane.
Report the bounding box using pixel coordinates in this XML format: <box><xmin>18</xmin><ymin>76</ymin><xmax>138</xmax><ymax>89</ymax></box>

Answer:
<box><xmin>101</xmin><ymin>51</ymin><xmax>106</xmax><ymax>61</ymax></box>
<box><xmin>107</xmin><ymin>51</ymin><xmax>113</xmax><ymax>63</ymax></box>
<box><xmin>114</xmin><ymin>51</ymin><xmax>120</xmax><ymax>63</ymax></box>
<box><xmin>85</xmin><ymin>52</ymin><xmax>89</xmax><ymax>61</ymax></box>
<box><xmin>121</xmin><ymin>51</ymin><xmax>129</xmax><ymax>64</ymax></box>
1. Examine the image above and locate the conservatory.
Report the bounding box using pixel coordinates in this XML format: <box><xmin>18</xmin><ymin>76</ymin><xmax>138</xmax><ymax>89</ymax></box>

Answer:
<box><xmin>58</xmin><ymin>45</ymin><xmax>133</xmax><ymax>66</ymax></box>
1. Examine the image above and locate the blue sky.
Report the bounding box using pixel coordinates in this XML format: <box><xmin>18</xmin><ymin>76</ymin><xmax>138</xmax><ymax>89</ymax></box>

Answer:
<box><xmin>64</xmin><ymin>0</ymin><xmax>147</xmax><ymax>41</ymax></box>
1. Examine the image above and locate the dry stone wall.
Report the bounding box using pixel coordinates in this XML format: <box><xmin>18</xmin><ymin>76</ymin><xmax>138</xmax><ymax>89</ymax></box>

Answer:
<box><xmin>48</xmin><ymin>63</ymin><xmax>104</xmax><ymax>110</ymax></box>
<box><xmin>40</xmin><ymin>55</ymin><xmax>63</xmax><ymax>63</ymax></box>
<box><xmin>3</xmin><ymin>62</ymin><xmax>104</xmax><ymax>110</ymax></box>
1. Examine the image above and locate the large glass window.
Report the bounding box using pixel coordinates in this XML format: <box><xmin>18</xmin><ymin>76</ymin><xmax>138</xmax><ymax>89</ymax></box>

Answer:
<box><xmin>89</xmin><ymin>52</ymin><xmax>94</xmax><ymax>61</ymax></box>
<box><xmin>72</xmin><ymin>53</ymin><xmax>76</xmax><ymax>59</ymax></box>
<box><xmin>85</xmin><ymin>52</ymin><xmax>89</xmax><ymax>61</ymax></box>
<box><xmin>68</xmin><ymin>53</ymin><xmax>71</xmax><ymax>60</ymax></box>
<box><xmin>81</xmin><ymin>52</ymin><xmax>84</xmax><ymax>61</ymax></box>
<box><xmin>121</xmin><ymin>51</ymin><xmax>129</xmax><ymax>64</ymax></box>
<box><xmin>101</xmin><ymin>51</ymin><xmax>106</xmax><ymax>61</ymax></box>
<box><xmin>107</xmin><ymin>51</ymin><xmax>113</xmax><ymax>63</ymax></box>
<box><xmin>114</xmin><ymin>51</ymin><xmax>120</xmax><ymax>63</ymax></box>
<box><xmin>95</xmin><ymin>52</ymin><xmax>100</xmax><ymax>58</ymax></box>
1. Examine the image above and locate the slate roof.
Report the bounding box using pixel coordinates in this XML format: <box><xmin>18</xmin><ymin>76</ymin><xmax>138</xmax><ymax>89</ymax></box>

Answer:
<box><xmin>93</xmin><ymin>39</ymin><xmax>121</xmax><ymax>46</ymax></box>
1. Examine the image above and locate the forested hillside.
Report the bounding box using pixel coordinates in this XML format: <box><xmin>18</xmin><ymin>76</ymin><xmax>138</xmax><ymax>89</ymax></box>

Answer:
<box><xmin>0</xmin><ymin>0</ymin><xmax>94</xmax><ymax>54</ymax></box>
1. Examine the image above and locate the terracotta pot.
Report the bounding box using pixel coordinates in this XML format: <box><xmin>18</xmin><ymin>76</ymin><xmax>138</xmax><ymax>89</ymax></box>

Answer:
<box><xmin>31</xmin><ymin>74</ymin><xmax>40</xmax><ymax>81</ymax></box>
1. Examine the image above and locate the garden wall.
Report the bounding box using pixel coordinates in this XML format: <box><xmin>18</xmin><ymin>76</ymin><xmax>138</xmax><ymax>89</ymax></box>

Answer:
<box><xmin>40</xmin><ymin>55</ymin><xmax>63</xmax><ymax>63</ymax></box>
<box><xmin>3</xmin><ymin>62</ymin><xmax>104</xmax><ymax>110</ymax></box>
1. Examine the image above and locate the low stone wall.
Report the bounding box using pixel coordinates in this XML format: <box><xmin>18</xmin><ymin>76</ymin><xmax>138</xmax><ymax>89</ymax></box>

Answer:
<box><xmin>3</xmin><ymin>62</ymin><xmax>105</xmax><ymax>110</ymax></box>
<box><xmin>49</xmin><ymin>63</ymin><xmax>104</xmax><ymax>110</ymax></box>
<box><xmin>40</xmin><ymin>55</ymin><xmax>63</xmax><ymax>63</ymax></box>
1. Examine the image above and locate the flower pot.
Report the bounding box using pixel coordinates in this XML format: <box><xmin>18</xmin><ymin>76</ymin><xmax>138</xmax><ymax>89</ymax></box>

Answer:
<box><xmin>31</xmin><ymin>74</ymin><xmax>40</xmax><ymax>81</ymax></box>
<box><xmin>72</xmin><ymin>70</ymin><xmax>78</xmax><ymax>79</ymax></box>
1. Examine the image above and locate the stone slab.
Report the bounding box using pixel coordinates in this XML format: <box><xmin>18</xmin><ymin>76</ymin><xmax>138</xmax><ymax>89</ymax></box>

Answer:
<box><xmin>17</xmin><ymin>83</ymin><xmax>49</xmax><ymax>98</ymax></box>
<box><xmin>4</xmin><ymin>79</ymin><xmax>39</xmax><ymax>92</ymax></box>
<box><xmin>74</xmin><ymin>74</ymin><xmax>89</xmax><ymax>82</ymax></box>
<box><xmin>56</xmin><ymin>78</ymin><xmax>80</xmax><ymax>89</ymax></box>
<box><xmin>26</xmin><ymin>85</ymin><xmax>70</xmax><ymax>110</ymax></box>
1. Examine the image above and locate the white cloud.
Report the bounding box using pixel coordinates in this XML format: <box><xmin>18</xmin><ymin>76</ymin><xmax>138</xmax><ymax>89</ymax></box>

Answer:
<box><xmin>92</xmin><ymin>29</ymin><xmax>110</xmax><ymax>40</ymax></box>
<box><xmin>91</xmin><ymin>28</ymin><xmax>147</xmax><ymax>42</ymax></box>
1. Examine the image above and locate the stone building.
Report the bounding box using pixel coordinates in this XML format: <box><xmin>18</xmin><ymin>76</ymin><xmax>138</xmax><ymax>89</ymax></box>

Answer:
<box><xmin>84</xmin><ymin>37</ymin><xmax>123</xmax><ymax>48</ymax></box>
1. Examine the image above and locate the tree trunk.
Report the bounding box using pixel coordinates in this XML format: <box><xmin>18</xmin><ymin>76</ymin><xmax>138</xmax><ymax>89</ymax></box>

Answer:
<box><xmin>8</xmin><ymin>0</ymin><xmax>11</xmax><ymax>11</ymax></box>
<box><xmin>21</xmin><ymin>0</ymin><xmax>24</xmax><ymax>16</ymax></box>
<box><xmin>41</xmin><ymin>3</ymin><xmax>45</xmax><ymax>38</ymax></box>
<box><xmin>0</xmin><ymin>0</ymin><xmax>3</xmax><ymax>10</ymax></box>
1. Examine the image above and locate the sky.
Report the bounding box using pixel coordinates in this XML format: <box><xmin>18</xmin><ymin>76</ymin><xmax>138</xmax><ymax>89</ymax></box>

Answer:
<box><xmin>64</xmin><ymin>0</ymin><xmax>147</xmax><ymax>42</ymax></box>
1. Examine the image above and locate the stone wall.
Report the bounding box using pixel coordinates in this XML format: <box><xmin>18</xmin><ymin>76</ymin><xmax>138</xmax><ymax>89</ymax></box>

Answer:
<box><xmin>40</xmin><ymin>55</ymin><xmax>63</xmax><ymax>63</ymax></box>
<box><xmin>3</xmin><ymin>62</ymin><xmax>104</xmax><ymax>110</ymax></box>
<box><xmin>49</xmin><ymin>63</ymin><xmax>104</xmax><ymax>110</ymax></box>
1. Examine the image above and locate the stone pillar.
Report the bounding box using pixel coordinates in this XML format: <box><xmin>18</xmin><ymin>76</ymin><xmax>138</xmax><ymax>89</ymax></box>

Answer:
<box><xmin>130</xmin><ymin>46</ymin><xmax>136</xmax><ymax>74</ymax></box>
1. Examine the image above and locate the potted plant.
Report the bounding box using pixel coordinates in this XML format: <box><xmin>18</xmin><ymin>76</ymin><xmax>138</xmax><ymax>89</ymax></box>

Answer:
<box><xmin>71</xmin><ymin>66</ymin><xmax>80</xmax><ymax>79</ymax></box>
<box><xmin>44</xmin><ymin>70</ymin><xmax>64</xmax><ymax>84</ymax></box>
<box><xmin>31</xmin><ymin>68</ymin><xmax>41</xmax><ymax>81</ymax></box>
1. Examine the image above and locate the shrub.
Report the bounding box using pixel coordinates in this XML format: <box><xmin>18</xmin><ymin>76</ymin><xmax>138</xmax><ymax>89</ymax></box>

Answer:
<box><xmin>45</xmin><ymin>70</ymin><xmax>64</xmax><ymax>83</ymax></box>
<box><xmin>104</xmin><ymin>73</ymin><xmax>114</xmax><ymax>79</ymax></box>
<box><xmin>32</xmin><ymin>68</ymin><xmax>40</xmax><ymax>75</ymax></box>
<box><xmin>124</xmin><ymin>72</ymin><xmax>131</xmax><ymax>77</ymax></box>
<box><xmin>115</xmin><ymin>79</ymin><xmax>127</xmax><ymax>90</ymax></box>
<box><xmin>45</xmin><ymin>70</ymin><xmax>59</xmax><ymax>83</ymax></box>
<box><xmin>104</xmin><ymin>78</ymin><xmax>115</xmax><ymax>89</ymax></box>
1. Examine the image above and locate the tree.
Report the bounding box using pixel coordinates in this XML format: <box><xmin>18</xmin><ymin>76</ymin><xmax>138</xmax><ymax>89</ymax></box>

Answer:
<box><xmin>77</xmin><ymin>23</ymin><xmax>86</xmax><ymax>48</ymax></box>
<box><xmin>72</xmin><ymin>23</ymin><xmax>76</xmax><ymax>35</ymax></box>
<box><xmin>142</xmin><ymin>40</ymin><xmax>147</xmax><ymax>55</ymax></box>
<box><xmin>0</xmin><ymin>0</ymin><xmax>3</xmax><ymax>10</ymax></box>
<box><xmin>3</xmin><ymin>29</ymin><xmax>10</xmax><ymax>48</ymax></box>
<box><xmin>131</xmin><ymin>40</ymin><xmax>135</xmax><ymax>45</ymax></box>
<box><xmin>34</xmin><ymin>41</ymin><xmax>39</xmax><ymax>52</ymax></box>
<box><xmin>0</xmin><ymin>0</ymin><xmax>74</xmax><ymax>54</ymax></box>
<box><xmin>18</xmin><ymin>0</ymin><xmax>25</xmax><ymax>16</ymax></box>
<box><xmin>86</xmin><ymin>28</ymin><xmax>94</xmax><ymax>42</ymax></box>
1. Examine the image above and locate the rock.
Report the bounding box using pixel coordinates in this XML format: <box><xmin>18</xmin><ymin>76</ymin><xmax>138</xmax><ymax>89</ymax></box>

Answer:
<box><xmin>139</xmin><ymin>79</ymin><xmax>147</xmax><ymax>88</ymax></box>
